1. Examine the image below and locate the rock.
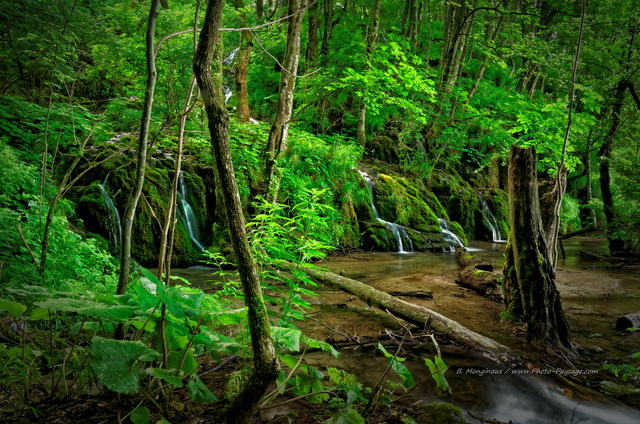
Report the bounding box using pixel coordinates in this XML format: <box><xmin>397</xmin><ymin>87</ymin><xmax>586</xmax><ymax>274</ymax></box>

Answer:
<box><xmin>414</xmin><ymin>402</ymin><xmax>465</xmax><ymax>424</ymax></box>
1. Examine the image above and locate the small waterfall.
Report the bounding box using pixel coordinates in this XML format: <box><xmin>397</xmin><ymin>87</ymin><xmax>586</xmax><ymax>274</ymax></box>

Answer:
<box><xmin>177</xmin><ymin>172</ymin><xmax>205</xmax><ymax>251</ymax></box>
<box><xmin>480</xmin><ymin>198</ymin><xmax>506</xmax><ymax>242</ymax></box>
<box><xmin>438</xmin><ymin>218</ymin><xmax>464</xmax><ymax>252</ymax></box>
<box><xmin>359</xmin><ymin>170</ymin><xmax>413</xmax><ymax>253</ymax></box>
<box><xmin>222</xmin><ymin>47</ymin><xmax>240</xmax><ymax>105</ymax></box>
<box><xmin>99</xmin><ymin>173</ymin><xmax>122</xmax><ymax>253</ymax></box>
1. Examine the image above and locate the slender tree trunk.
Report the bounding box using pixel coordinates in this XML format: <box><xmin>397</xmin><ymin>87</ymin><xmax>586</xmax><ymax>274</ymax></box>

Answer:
<box><xmin>506</xmin><ymin>146</ymin><xmax>574</xmax><ymax>351</ymax></box>
<box><xmin>256</xmin><ymin>0</ymin><xmax>264</xmax><ymax>22</ymax></box>
<box><xmin>233</xmin><ymin>0</ymin><xmax>252</xmax><ymax>122</ymax></box>
<box><xmin>306</xmin><ymin>0</ymin><xmax>320</xmax><ymax>68</ymax></box>
<box><xmin>264</xmin><ymin>0</ymin><xmax>307</xmax><ymax>198</ymax></box>
<box><xmin>598</xmin><ymin>80</ymin><xmax>627</xmax><ymax>253</ymax></box>
<box><xmin>320</xmin><ymin>0</ymin><xmax>334</xmax><ymax>65</ymax></box>
<box><xmin>117</xmin><ymin>0</ymin><xmax>160</xmax><ymax>299</ymax></box>
<box><xmin>193</xmin><ymin>2</ymin><xmax>279</xmax><ymax>423</ymax></box>
<box><xmin>356</xmin><ymin>0</ymin><xmax>381</xmax><ymax>146</ymax></box>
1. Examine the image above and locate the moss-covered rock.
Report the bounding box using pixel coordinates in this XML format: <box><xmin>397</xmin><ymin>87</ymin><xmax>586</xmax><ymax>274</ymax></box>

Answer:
<box><xmin>368</xmin><ymin>135</ymin><xmax>400</xmax><ymax>163</ymax></box>
<box><xmin>414</xmin><ymin>402</ymin><xmax>465</xmax><ymax>424</ymax></box>
<box><xmin>374</xmin><ymin>174</ymin><xmax>439</xmax><ymax>231</ymax></box>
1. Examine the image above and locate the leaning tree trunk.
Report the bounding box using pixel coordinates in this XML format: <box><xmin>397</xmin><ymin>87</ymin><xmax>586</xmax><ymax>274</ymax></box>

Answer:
<box><xmin>117</xmin><ymin>0</ymin><xmax>160</xmax><ymax>298</ymax></box>
<box><xmin>264</xmin><ymin>0</ymin><xmax>307</xmax><ymax>198</ymax></box>
<box><xmin>506</xmin><ymin>146</ymin><xmax>574</xmax><ymax>351</ymax></box>
<box><xmin>193</xmin><ymin>1</ymin><xmax>279</xmax><ymax>423</ymax></box>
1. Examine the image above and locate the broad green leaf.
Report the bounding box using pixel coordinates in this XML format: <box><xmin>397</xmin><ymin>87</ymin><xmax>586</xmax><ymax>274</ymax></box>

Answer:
<box><xmin>187</xmin><ymin>375</ymin><xmax>216</xmax><ymax>403</ymax></box>
<box><xmin>146</xmin><ymin>367</ymin><xmax>184</xmax><ymax>388</ymax></box>
<box><xmin>35</xmin><ymin>298</ymin><xmax>136</xmax><ymax>320</ymax></box>
<box><xmin>323</xmin><ymin>408</ymin><xmax>365</xmax><ymax>424</ymax></box>
<box><xmin>29</xmin><ymin>307</ymin><xmax>50</xmax><ymax>321</ymax></box>
<box><xmin>425</xmin><ymin>356</ymin><xmax>450</xmax><ymax>393</ymax></box>
<box><xmin>130</xmin><ymin>406</ymin><xmax>150</xmax><ymax>424</ymax></box>
<box><xmin>0</xmin><ymin>299</ymin><xmax>27</xmax><ymax>316</ymax></box>
<box><xmin>90</xmin><ymin>336</ymin><xmax>159</xmax><ymax>394</ymax></box>
<box><xmin>272</xmin><ymin>326</ymin><xmax>302</xmax><ymax>352</ymax></box>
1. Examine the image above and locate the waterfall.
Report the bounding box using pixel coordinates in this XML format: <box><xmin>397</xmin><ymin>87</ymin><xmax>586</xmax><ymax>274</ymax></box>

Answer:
<box><xmin>99</xmin><ymin>173</ymin><xmax>122</xmax><ymax>253</ymax></box>
<box><xmin>438</xmin><ymin>218</ymin><xmax>464</xmax><ymax>252</ymax></box>
<box><xmin>222</xmin><ymin>47</ymin><xmax>240</xmax><ymax>105</ymax></box>
<box><xmin>178</xmin><ymin>172</ymin><xmax>205</xmax><ymax>251</ymax></box>
<box><xmin>359</xmin><ymin>170</ymin><xmax>414</xmax><ymax>253</ymax></box>
<box><xmin>480</xmin><ymin>198</ymin><xmax>506</xmax><ymax>242</ymax></box>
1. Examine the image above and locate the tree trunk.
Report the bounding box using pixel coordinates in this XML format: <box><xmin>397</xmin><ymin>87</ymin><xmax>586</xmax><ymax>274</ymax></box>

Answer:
<box><xmin>193</xmin><ymin>2</ymin><xmax>279</xmax><ymax>423</ymax></box>
<box><xmin>506</xmin><ymin>146</ymin><xmax>574</xmax><ymax>351</ymax></box>
<box><xmin>275</xmin><ymin>261</ymin><xmax>523</xmax><ymax>366</ymax></box>
<box><xmin>598</xmin><ymin>80</ymin><xmax>626</xmax><ymax>253</ymax></box>
<box><xmin>320</xmin><ymin>0</ymin><xmax>334</xmax><ymax>65</ymax></box>
<box><xmin>117</xmin><ymin>0</ymin><xmax>160</xmax><ymax>297</ymax></box>
<box><xmin>233</xmin><ymin>0</ymin><xmax>252</xmax><ymax>122</ymax></box>
<box><xmin>306</xmin><ymin>0</ymin><xmax>320</xmax><ymax>68</ymax></box>
<box><xmin>264</xmin><ymin>0</ymin><xmax>307</xmax><ymax>197</ymax></box>
<box><xmin>356</xmin><ymin>0</ymin><xmax>381</xmax><ymax>147</ymax></box>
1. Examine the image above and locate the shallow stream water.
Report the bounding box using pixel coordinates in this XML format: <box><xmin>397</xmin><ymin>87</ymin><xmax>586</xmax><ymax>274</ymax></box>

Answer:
<box><xmin>171</xmin><ymin>237</ymin><xmax>640</xmax><ymax>423</ymax></box>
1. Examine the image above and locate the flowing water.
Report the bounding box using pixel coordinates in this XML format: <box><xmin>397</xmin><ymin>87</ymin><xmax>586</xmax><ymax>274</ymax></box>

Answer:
<box><xmin>171</xmin><ymin>237</ymin><xmax>640</xmax><ymax>423</ymax></box>
<box><xmin>358</xmin><ymin>170</ymin><xmax>414</xmax><ymax>253</ymax></box>
<box><xmin>480</xmin><ymin>197</ymin><xmax>507</xmax><ymax>242</ymax></box>
<box><xmin>177</xmin><ymin>172</ymin><xmax>205</xmax><ymax>251</ymax></box>
<box><xmin>98</xmin><ymin>172</ymin><xmax>122</xmax><ymax>253</ymax></box>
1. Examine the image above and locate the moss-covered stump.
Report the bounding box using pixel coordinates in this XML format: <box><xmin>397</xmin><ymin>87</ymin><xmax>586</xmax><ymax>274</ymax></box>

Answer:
<box><xmin>413</xmin><ymin>402</ymin><xmax>465</xmax><ymax>424</ymax></box>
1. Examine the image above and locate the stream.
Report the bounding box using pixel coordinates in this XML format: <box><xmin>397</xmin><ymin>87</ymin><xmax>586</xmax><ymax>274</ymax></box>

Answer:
<box><xmin>171</xmin><ymin>237</ymin><xmax>640</xmax><ymax>423</ymax></box>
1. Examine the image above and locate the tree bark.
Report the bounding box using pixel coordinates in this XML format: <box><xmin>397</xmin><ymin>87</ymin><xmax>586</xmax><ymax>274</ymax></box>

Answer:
<box><xmin>356</xmin><ymin>0</ymin><xmax>381</xmax><ymax>147</ymax></box>
<box><xmin>233</xmin><ymin>0</ymin><xmax>252</xmax><ymax>122</ymax></box>
<box><xmin>305</xmin><ymin>0</ymin><xmax>320</xmax><ymax>68</ymax></box>
<box><xmin>264</xmin><ymin>0</ymin><xmax>307</xmax><ymax>198</ymax></box>
<box><xmin>117</xmin><ymin>0</ymin><xmax>160</xmax><ymax>298</ymax></box>
<box><xmin>193</xmin><ymin>1</ymin><xmax>279</xmax><ymax>423</ymax></box>
<box><xmin>598</xmin><ymin>80</ymin><xmax>627</xmax><ymax>253</ymax></box>
<box><xmin>275</xmin><ymin>261</ymin><xmax>523</xmax><ymax>366</ymax></box>
<box><xmin>506</xmin><ymin>146</ymin><xmax>574</xmax><ymax>351</ymax></box>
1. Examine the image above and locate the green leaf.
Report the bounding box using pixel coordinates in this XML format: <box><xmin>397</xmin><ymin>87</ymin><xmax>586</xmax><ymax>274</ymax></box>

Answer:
<box><xmin>29</xmin><ymin>308</ymin><xmax>49</xmax><ymax>321</ymax></box>
<box><xmin>323</xmin><ymin>408</ymin><xmax>365</xmax><ymax>424</ymax></box>
<box><xmin>90</xmin><ymin>336</ymin><xmax>159</xmax><ymax>394</ymax></box>
<box><xmin>187</xmin><ymin>375</ymin><xmax>217</xmax><ymax>403</ymax></box>
<box><xmin>272</xmin><ymin>326</ymin><xmax>302</xmax><ymax>351</ymax></box>
<box><xmin>146</xmin><ymin>367</ymin><xmax>184</xmax><ymax>388</ymax></box>
<box><xmin>130</xmin><ymin>406</ymin><xmax>150</xmax><ymax>424</ymax></box>
<box><xmin>35</xmin><ymin>298</ymin><xmax>136</xmax><ymax>320</ymax></box>
<box><xmin>0</xmin><ymin>299</ymin><xmax>27</xmax><ymax>316</ymax></box>
<box><xmin>425</xmin><ymin>356</ymin><xmax>450</xmax><ymax>393</ymax></box>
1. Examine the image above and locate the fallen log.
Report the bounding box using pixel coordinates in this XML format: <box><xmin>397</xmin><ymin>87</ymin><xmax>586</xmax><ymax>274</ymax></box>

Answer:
<box><xmin>274</xmin><ymin>260</ymin><xmax>523</xmax><ymax>366</ymax></box>
<box><xmin>454</xmin><ymin>250</ymin><xmax>494</xmax><ymax>271</ymax></box>
<box><xmin>615</xmin><ymin>312</ymin><xmax>640</xmax><ymax>331</ymax></box>
<box><xmin>454</xmin><ymin>249</ymin><xmax>504</xmax><ymax>302</ymax></box>
<box><xmin>456</xmin><ymin>268</ymin><xmax>504</xmax><ymax>303</ymax></box>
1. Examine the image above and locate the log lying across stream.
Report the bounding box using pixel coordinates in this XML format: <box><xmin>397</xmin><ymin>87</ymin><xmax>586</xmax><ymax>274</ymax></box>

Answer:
<box><xmin>274</xmin><ymin>260</ymin><xmax>523</xmax><ymax>366</ymax></box>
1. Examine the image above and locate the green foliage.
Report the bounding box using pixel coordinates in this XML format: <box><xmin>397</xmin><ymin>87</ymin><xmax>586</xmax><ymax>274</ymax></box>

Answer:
<box><xmin>424</xmin><ymin>356</ymin><xmax>451</xmax><ymax>394</ymax></box>
<box><xmin>90</xmin><ymin>337</ymin><xmax>160</xmax><ymax>394</ymax></box>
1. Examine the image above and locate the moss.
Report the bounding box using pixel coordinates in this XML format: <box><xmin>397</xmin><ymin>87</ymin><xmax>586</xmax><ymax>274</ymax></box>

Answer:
<box><xmin>414</xmin><ymin>402</ymin><xmax>465</xmax><ymax>424</ymax></box>
<box><xmin>374</xmin><ymin>174</ymin><xmax>439</xmax><ymax>231</ymax></box>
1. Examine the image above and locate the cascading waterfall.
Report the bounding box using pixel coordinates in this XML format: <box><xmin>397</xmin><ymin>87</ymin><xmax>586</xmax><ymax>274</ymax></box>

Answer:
<box><xmin>358</xmin><ymin>170</ymin><xmax>414</xmax><ymax>253</ymax></box>
<box><xmin>223</xmin><ymin>47</ymin><xmax>240</xmax><ymax>104</ymax></box>
<box><xmin>480</xmin><ymin>197</ymin><xmax>506</xmax><ymax>242</ymax></box>
<box><xmin>99</xmin><ymin>173</ymin><xmax>122</xmax><ymax>253</ymax></box>
<box><xmin>437</xmin><ymin>218</ymin><xmax>464</xmax><ymax>252</ymax></box>
<box><xmin>178</xmin><ymin>172</ymin><xmax>205</xmax><ymax>251</ymax></box>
